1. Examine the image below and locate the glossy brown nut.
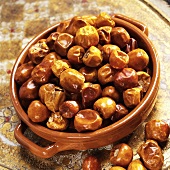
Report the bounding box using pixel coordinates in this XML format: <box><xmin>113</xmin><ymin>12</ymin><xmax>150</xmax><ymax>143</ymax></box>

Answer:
<box><xmin>28</xmin><ymin>39</ymin><xmax>50</xmax><ymax>64</ymax></box>
<box><xmin>79</xmin><ymin>66</ymin><xmax>98</xmax><ymax>83</ymax></box>
<box><xmin>109</xmin><ymin>50</ymin><xmax>129</xmax><ymax>69</ymax></box>
<box><xmin>110</xmin><ymin>166</ymin><xmax>126</xmax><ymax>170</ymax></box>
<box><xmin>47</xmin><ymin>112</ymin><xmax>68</xmax><ymax>131</ymax></box>
<box><xmin>127</xmin><ymin>159</ymin><xmax>146</xmax><ymax>170</ymax></box>
<box><xmin>113</xmin><ymin>68</ymin><xmax>138</xmax><ymax>91</ymax></box>
<box><xmin>67</xmin><ymin>45</ymin><xmax>85</xmax><ymax>65</ymax></box>
<box><xmin>46</xmin><ymin>32</ymin><xmax>60</xmax><ymax>51</ymax></box>
<box><xmin>93</xmin><ymin>97</ymin><xmax>116</xmax><ymax>119</ymax></box>
<box><xmin>27</xmin><ymin>100</ymin><xmax>50</xmax><ymax>122</ymax></box>
<box><xmin>54</xmin><ymin>33</ymin><xmax>74</xmax><ymax>57</ymax></box>
<box><xmin>74</xmin><ymin>109</ymin><xmax>102</xmax><ymax>132</ymax></box>
<box><xmin>110</xmin><ymin>143</ymin><xmax>133</xmax><ymax>168</ymax></box>
<box><xmin>75</xmin><ymin>25</ymin><xmax>99</xmax><ymax>49</ymax></box>
<box><xmin>56</xmin><ymin>20</ymin><xmax>70</xmax><ymax>33</ymax></box>
<box><xmin>145</xmin><ymin>119</ymin><xmax>170</xmax><ymax>142</ymax></box>
<box><xmin>124</xmin><ymin>38</ymin><xmax>138</xmax><ymax>53</ymax></box>
<box><xmin>82</xmin><ymin>155</ymin><xmax>101</xmax><ymax>170</ymax></box>
<box><xmin>97</xmin><ymin>26</ymin><xmax>112</xmax><ymax>45</ymax></box>
<box><xmin>59</xmin><ymin>100</ymin><xmax>80</xmax><ymax>118</ymax></box>
<box><xmin>83</xmin><ymin>46</ymin><xmax>103</xmax><ymax>67</ymax></box>
<box><xmin>14</xmin><ymin>61</ymin><xmax>34</xmax><ymax>85</ymax></box>
<box><xmin>123</xmin><ymin>87</ymin><xmax>141</xmax><ymax>108</ymax></box>
<box><xmin>19</xmin><ymin>78</ymin><xmax>39</xmax><ymax>100</ymax></box>
<box><xmin>42</xmin><ymin>52</ymin><xmax>61</xmax><ymax>64</ymax></box>
<box><xmin>82</xmin><ymin>83</ymin><xmax>102</xmax><ymax>108</ymax></box>
<box><xmin>111</xmin><ymin>27</ymin><xmax>130</xmax><ymax>48</ymax></box>
<box><xmin>98</xmin><ymin>63</ymin><xmax>117</xmax><ymax>85</ymax></box>
<box><xmin>60</xmin><ymin>68</ymin><xmax>85</xmax><ymax>93</ymax></box>
<box><xmin>81</xmin><ymin>15</ymin><xmax>97</xmax><ymax>27</ymax></box>
<box><xmin>128</xmin><ymin>49</ymin><xmax>149</xmax><ymax>71</ymax></box>
<box><xmin>95</xmin><ymin>12</ymin><xmax>115</xmax><ymax>28</ymax></box>
<box><xmin>101</xmin><ymin>44</ymin><xmax>120</xmax><ymax>62</ymax></box>
<box><xmin>137</xmin><ymin>140</ymin><xmax>164</xmax><ymax>170</ymax></box>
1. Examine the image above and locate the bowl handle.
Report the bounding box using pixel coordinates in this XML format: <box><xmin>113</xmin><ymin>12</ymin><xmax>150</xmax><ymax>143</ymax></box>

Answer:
<box><xmin>14</xmin><ymin>122</ymin><xmax>71</xmax><ymax>158</ymax></box>
<box><xmin>113</xmin><ymin>14</ymin><xmax>148</xmax><ymax>36</ymax></box>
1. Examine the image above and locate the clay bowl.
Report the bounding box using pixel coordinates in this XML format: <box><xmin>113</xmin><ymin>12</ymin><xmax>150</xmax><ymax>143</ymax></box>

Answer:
<box><xmin>10</xmin><ymin>14</ymin><xmax>160</xmax><ymax>158</ymax></box>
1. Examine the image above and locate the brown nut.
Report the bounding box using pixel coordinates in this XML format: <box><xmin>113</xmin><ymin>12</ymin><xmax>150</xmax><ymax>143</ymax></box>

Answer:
<box><xmin>54</xmin><ymin>32</ymin><xmax>74</xmax><ymax>57</ymax></box>
<box><xmin>128</xmin><ymin>49</ymin><xmax>149</xmax><ymax>71</ymax></box>
<box><xmin>81</xmin><ymin>15</ymin><xmax>97</xmax><ymax>27</ymax></box>
<box><xmin>46</xmin><ymin>32</ymin><xmax>60</xmax><ymax>51</ymax></box>
<box><xmin>98</xmin><ymin>63</ymin><xmax>117</xmax><ymax>85</ymax></box>
<box><xmin>83</xmin><ymin>46</ymin><xmax>103</xmax><ymax>67</ymax></box>
<box><xmin>59</xmin><ymin>100</ymin><xmax>80</xmax><ymax>118</ymax></box>
<box><xmin>110</xmin><ymin>166</ymin><xmax>126</xmax><ymax>170</ymax></box>
<box><xmin>93</xmin><ymin>97</ymin><xmax>116</xmax><ymax>119</ymax></box>
<box><xmin>101</xmin><ymin>44</ymin><xmax>120</xmax><ymax>63</ymax></box>
<box><xmin>111</xmin><ymin>27</ymin><xmax>130</xmax><ymax>48</ymax></box>
<box><xmin>14</xmin><ymin>61</ymin><xmax>34</xmax><ymax>85</ymax></box>
<box><xmin>127</xmin><ymin>159</ymin><xmax>146</xmax><ymax>170</ymax></box>
<box><xmin>60</xmin><ymin>68</ymin><xmax>85</xmax><ymax>93</ymax></box>
<box><xmin>110</xmin><ymin>143</ymin><xmax>133</xmax><ymax>168</ymax></box>
<box><xmin>97</xmin><ymin>26</ymin><xmax>112</xmax><ymax>45</ymax></box>
<box><xmin>137</xmin><ymin>140</ymin><xmax>164</xmax><ymax>170</ymax></box>
<box><xmin>67</xmin><ymin>45</ymin><xmax>85</xmax><ymax>65</ymax></box>
<box><xmin>46</xmin><ymin>112</ymin><xmax>68</xmax><ymax>131</ymax></box>
<box><xmin>56</xmin><ymin>20</ymin><xmax>70</xmax><ymax>33</ymax></box>
<box><xmin>74</xmin><ymin>109</ymin><xmax>102</xmax><ymax>132</ymax></box>
<box><xmin>79</xmin><ymin>66</ymin><xmax>98</xmax><ymax>83</ymax></box>
<box><xmin>75</xmin><ymin>25</ymin><xmax>99</xmax><ymax>49</ymax></box>
<box><xmin>82</xmin><ymin>155</ymin><xmax>101</xmax><ymax>170</ymax></box>
<box><xmin>28</xmin><ymin>39</ymin><xmax>50</xmax><ymax>64</ymax></box>
<box><xmin>124</xmin><ymin>38</ymin><xmax>138</xmax><ymax>53</ymax></box>
<box><xmin>123</xmin><ymin>87</ymin><xmax>142</xmax><ymax>108</ymax></box>
<box><xmin>113</xmin><ymin>68</ymin><xmax>138</xmax><ymax>91</ymax></box>
<box><xmin>27</xmin><ymin>100</ymin><xmax>50</xmax><ymax>122</ymax></box>
<box><xmin>42</xmin><ymin>52</ymin><xmax>61</xmax><ymax>64</ymax></box>
<box><xmin>145</xmin><ymin>119</ymin><xmax>170</xmax><ymax>142</ymax></box>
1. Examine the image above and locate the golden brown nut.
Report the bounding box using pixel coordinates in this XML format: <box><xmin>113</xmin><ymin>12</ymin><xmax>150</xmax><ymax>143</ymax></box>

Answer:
<box><xmin>74</xmin><ymin>109</ymin><xmax>102</xmax><ymax>132</ymax></box>
<box><xmin>137</xmin><ymin>140</ymin><xmax>164</xmax><ymax>170</ymax></box>
<box><xmin>93</xmin><ymin>97</ymin><xmax>116</xmax><ymax>119</ymax></box>
<box><xmin>60</xmin><ymin>68</ymin><xmax>85</xmax><ymax>93</ymax></box>
<box><xmin>109</xmin><ymin>166</ymin><xmax>126</xmax><ymax>170</ymax></box>
<box><xmin>42</xmin><ymin>52</ymin><xmax>61</xmax><ymax>63</ymax></box>
<box><xmin>75</xmin><ymin>25</ymin><xmax>99</xmax><ymax>49</ymax></box>
<box><xmin>81</xmin><ymin>15</ymin><xmax>97</xmax><ymax>27</ymax></box>
<box><xmin>128</xmin><ymin>49</ymin><xmax>149</xmax><ymax>71</ymax></box>
<box><xmin>124</xmin><ymin>38</ymin><xmax>138</xmax><ymax>53</ymax></box>
<box><xmin>57</xmin><ymin>20</ymin><xmax>70</xmax><ymax>33</ymax></box>
<box><xmin>46</xmin><ymin>32</ymin><xmax>60</xmax><ymax>51</ymax></box>
<box><xmin>27</xmin><ymin>100</ymin><xmax>50</xmax><ymax>122</ymax></box>
<box><xmin>127</xmin><ymin>159</ymin><xmax>146</xmax><ymax>170</ymax></box>
<box><xmin>47</xmin><ymin>112</ymin><xmax>68</xmax><ymax>131</ymax></box>
<box><xmin>83</xmin><ymin>46</ymin><xmax>103</xmax><ymax>67</ymax></box>
<box><xmin>110</xmin><ymin>143</ymin><xmax>133</xmax><ymax>168</ymax></box>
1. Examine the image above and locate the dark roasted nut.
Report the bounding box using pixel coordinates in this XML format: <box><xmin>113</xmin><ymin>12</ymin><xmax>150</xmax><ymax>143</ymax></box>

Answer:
<box><xmin>128</xmin><ymin>49</ymin><xmax>149</xmax><ymax>71</ymax></box>
<box><xmin>145</xmin><ymin>119</ymin><xmax>170</xmax><ymax>142</ymax></box>
<box><xmin>96</xmin><ymin>12</ymin><xmax>115</xmax><ymax>28</ymax></box>
<box><xmin>57</xmin><ymin>20</ymin><xmax>70</xmax><ymax>33</ymax></box>
<box><xmin>97</xmin><ymin>26</ymin><xmax>112</xmax><ymax>45</ymax></box>
<box><xmin>110</xmin><ymin>143</ymin><xmax>133</xmax><ymax>168</ymax></box>
<box><xmin>101</xmin><ymin>44</ymin><xmax>120</xmax><ymax>62</ymax></box>
<box><xmin>54</xmin><ymin>33</ymin><xmax>74</xmax><ymax>57</ymax></box>
<box><xmin>127</xmin><ymin>159</ymin><xmax>146</xmax><ymax>170</ymax></box>
<box><xmin>124</xmin><ymin>38</ymin><xmax>138</xmax><ymax>53</ymax></box>
<box><xmin>46</xmin><ymin>112</ymin><xmax>68</xmax><ymax>131</ymax></box>
<box><xmin>123</xmin><ymin>87</ymin><xmax>142</xmax><ymax>108</ymax></box>
<box><xmin>137</xmin><ymin>140</ymin><xmax>164</xmax><ymax>170</ymax></box>
<box><xmin>59</xmin><ymin>100</ymin><xmax>80</xmax><ymax>118</ymax></box>
<box><xmin>93</xmin><ymin>97</ymin><xmax>116</xmax><ymax>119</ymax></box>
<box><xmin>14</xmin><ymin>61</ymin><xmax>34</xmax><ymax>85</ymax></box>
<box><xmin>19</xmin><ymin>78</ymin><xmax>39</xmax><ymax>100</ymax></box>
<box><xmin>137</xmin><ymin>71</ymin><xmax>151</xmax><ymax>92</ymax></box>
<box><xmin>28</xmin><ymin>39</ymin><xmax>50</xmax><ymax>64</ymax></box>
<box><xmin>42</xmin><ymin>52</ymin><xmax>61</xmax><ymax>63</ymax></box>
<box><xmin>82</xmin><ymin>155</ymin><xmax>101</xmax><ymax>170</ymax></box>
<box><xmin>79</xmin><ymin>66</ymin><xmax>98</xmax><ymax>83</ymax></box>
<box><xmin>98</xmin><ymin>63</ymin><xmax>117</xmax><ymax>85</ymax></box>
<box><xmin>27</xmin><ymin>100</ymin><xmax>50</xmax><ymax>122</ymax></box>
<box><xmin>60</xmin><ymin>68</ymin><xmax>85</xmax><ymax>93</ymax></box>
<box><xmin>83</xmin><ymin>46</ymin><xmax>103</xmax><ymax>67</ymax></box>
<box><xmin>67</xmin><ymin>45</ymin><xmax>85</xmax><ymax>65</ymax></box>
<box><xmin>74</xmin><ymin>109</ymin><xmax>102</xmax><ymax>132</ymax></box>
<box><xmin>109</xmin><ymin>50</ymin><xmax>129</xmax><ymax>69</ymax></box>
<box><xmin>46</xmin><ymin>32</ymin><xmax>60</xmax><ymax>51</ymax></box>
<box><xmin>110</xmin><ymin>166</ymin><xmax>126</xmax><ymax>170</ymax></box>
<box><xmin>75</xmin><ymin>25</ymin><xmax>99</xmax><ymax>49</ymax></box>
<box><xmin>82</xmin><ymin>83</ymin><xmax>102</xmax><ymax>108</ymax></box>
<box><xmin>111</xmin><ymin>27</ymin><xmax>130</xmax><ymax>48</ymax></box>
<box><xmin>114</xmin><ymin>68</ymin><xmax>138</xmax><ymax>91</ymax></box>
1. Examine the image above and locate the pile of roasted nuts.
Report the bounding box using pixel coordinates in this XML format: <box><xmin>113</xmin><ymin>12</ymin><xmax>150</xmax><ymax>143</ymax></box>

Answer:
<box><xmin>82</xmin><ymin>119</ymin><xmax>170</xmax><ymax>170</ymax></box>
<box><xmin>15</xmin><ymin>12</ymin><xmax>151</xmax><ymax>132</ymax></box>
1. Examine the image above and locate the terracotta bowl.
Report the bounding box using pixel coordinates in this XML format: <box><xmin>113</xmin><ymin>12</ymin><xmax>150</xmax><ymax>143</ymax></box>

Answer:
<box><xmin>10</xmin><ymin>14</ymin><xmax>160</xmax><ymax>158</ymax></box>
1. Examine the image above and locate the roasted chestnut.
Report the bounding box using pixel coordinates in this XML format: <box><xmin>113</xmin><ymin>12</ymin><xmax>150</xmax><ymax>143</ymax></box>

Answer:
<box><xmin>127</xmin><ymin>159</ymin><xmax>146</xmax><ymax>170</ymax></box>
